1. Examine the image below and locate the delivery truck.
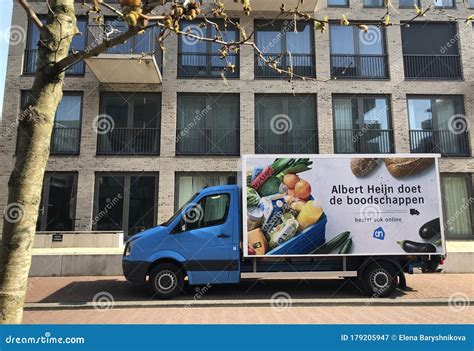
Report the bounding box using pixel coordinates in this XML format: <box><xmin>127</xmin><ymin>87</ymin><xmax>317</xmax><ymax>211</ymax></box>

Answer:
<box><xmin>123</xmin><ymin>154</ymin><xmax>446</xmax><ymax>298</ymax></box>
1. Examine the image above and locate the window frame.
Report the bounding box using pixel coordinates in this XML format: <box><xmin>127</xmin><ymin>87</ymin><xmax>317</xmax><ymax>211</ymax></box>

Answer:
<box><xmin>327</xmin><ymin>0</ymin><xmax>349</xmax><ymax>7</ymax></box>
<box><xmin>37</xmin><ymin>172</ymin><xmax>78</xmax><ymax>232</ymax></box>
<box><xmin>174</xmin><ymin>172</ymin><xmax>237</xmax><ymax>211</ymax></box>
<box><xmin>175</xmin><ymin>93</ymin><xmax>240</xmax><ymax>156</ymax></box>
<box><xmin>23</xmin><ymin>16</ymin><xmax>87</xmax><ymax>76</ymax></box>
<box><xmin>179</xmin><ymin>193</ymin><xmax>231</xmax><ymax>232</ymax></box>
<box><xmin>18</xmin><ymin>90</ymin><xmax>83</xmax><ymax>155</ymax></box>
<box><xmin>177</xmin><ymin>19</ymin><xmax>240</xmax><ymax>79</ymax></box>
<box><xmin>332</xmin><ymin>94</ymin><xmax>394</xmax><ymax>154</ymax></box>
<box><xmin>440</xmin><ymin>173</ymin><xmax>474</xmax><ymax>240</ymax></box>
<box><xmin>93</xmin><ymin>172</ymin><xmax>159</xmax><ymax>236</ymax></box>
<box><xmin>433</xmin><ymin>0</ymin><xmax>456</xmax><ymax>9</ymax></box>
<box><xmin>254</xmin><ymin>93</ymin><xmax>318</xmax><ymax>154</ymax></box>
<box><xmin>398</xmin><ymin>0</ymin><xmax>421</xmax><ymax>8</ymax></box>
<box><xmin>362</xmin><ymin>0</ymin><xmax>385</xmax><ymax>8</ymax></box>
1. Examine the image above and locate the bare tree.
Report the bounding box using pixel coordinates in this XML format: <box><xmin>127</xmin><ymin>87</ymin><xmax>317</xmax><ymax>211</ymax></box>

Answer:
<box><xmin>0</xmin><ymin>0</ymin><xmax>471</xmax><ymax>323</ymax></box>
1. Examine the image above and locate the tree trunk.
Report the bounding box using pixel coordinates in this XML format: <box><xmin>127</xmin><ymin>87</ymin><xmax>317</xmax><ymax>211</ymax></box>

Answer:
<box><xmin>0</xmin><ymin>0</ymin><xmax>77</xmax><ymax>323</ymax></box>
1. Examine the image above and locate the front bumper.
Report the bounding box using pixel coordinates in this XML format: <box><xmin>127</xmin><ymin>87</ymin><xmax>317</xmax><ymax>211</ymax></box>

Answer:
<box><xmin>122</xmin><ymin>260</ymin><xmax>149</xmax><ymax>283</ymax></box>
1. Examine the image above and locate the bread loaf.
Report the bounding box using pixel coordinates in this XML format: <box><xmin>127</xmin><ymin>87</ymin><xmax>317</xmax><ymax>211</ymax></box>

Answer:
<box><xmin>350</xmin><ymin>158</ymin><xmax>379</xmax><ymax>177</ymax></box>
<box><xmin>384</xmin><ymin>158</ymin><xmax>434</xmax><ymax>178</ymax></box>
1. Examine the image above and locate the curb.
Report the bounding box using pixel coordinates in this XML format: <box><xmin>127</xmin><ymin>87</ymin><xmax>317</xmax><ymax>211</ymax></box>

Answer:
<box><xmin>24</xmin><ymin>298</ymin><xmax>473</xmax><ymax>311</ymax></box>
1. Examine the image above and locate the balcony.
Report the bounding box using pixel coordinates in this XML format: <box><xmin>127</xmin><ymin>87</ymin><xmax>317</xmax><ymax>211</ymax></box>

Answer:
<box><xmin>23</xmin><ymin>49</ymin><xmax>85</xmax><ymax>75</ymax></box>
<box><xmin>176</xmin><ymin>128</ymin><xmax>239</xmax><ymax>156</ymax></box>
<box><xmin>403</xmin><ymin>55</ymin><xmax>462</xmax><ymax>80</ymax></box>
<box><xmin>255</xmin><ymin>53</ymin><xmax>316</xmax><ymax>78</ymax></box>
<box><xmin>97</xmin><ymin>128</ymin><xmax>160</xmax><ymax>155</ymax></box>
<box><xmin>51</xmin><ymin>127</ymin><xmax>81</xmax><ymax>155</ymax></box>
<box><xmin>178</xmin><ymin>52</ymin><xmax>239</xmax><ymax>78</ymax></box>
<box><xmin>255</xmin><ymin>129</ymin><xmax>318</xmax><ymax>154</ymax></box>
<box><xmin>334</xmin><ymin>129</ymin><xmax>394</xmax><ymax>154</ymax></box>
<box><xmin>85</xmin><ymin>25</ymin><xmax>162</xmax><ymax>84</ymax></box>
<box><xmin>410</xmin><ymin>130</ymin><xmax>470</xmax><ymax>157</ymax></box>
<box><xmin>331</xmin><ymin>54</ymin><xmax>388</xmax><ymax>79</ymax></box>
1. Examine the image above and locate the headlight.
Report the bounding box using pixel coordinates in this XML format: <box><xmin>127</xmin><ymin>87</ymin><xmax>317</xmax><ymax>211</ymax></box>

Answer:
<box><xmin>124</xmin><ymin>240</ymin><xmax>134</xmax><ymax>257</ymax></box>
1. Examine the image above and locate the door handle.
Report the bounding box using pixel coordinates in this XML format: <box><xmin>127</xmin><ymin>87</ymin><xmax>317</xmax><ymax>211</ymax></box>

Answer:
<box><xmin>217</xmin><ymin>233</ymin><xmax>230</xmax><ymax>239</ymax></box>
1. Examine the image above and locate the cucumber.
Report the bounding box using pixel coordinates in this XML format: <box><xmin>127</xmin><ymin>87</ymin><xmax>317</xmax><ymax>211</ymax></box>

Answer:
<box><xmin>338</xmin><ymin>238</ymin><xmax>352</xmax><ymax>254</ymax></box>
<box><xmin>311</xmin><ymin>231</ymin><xmax>350</xmax><ymax>254</ymax></box>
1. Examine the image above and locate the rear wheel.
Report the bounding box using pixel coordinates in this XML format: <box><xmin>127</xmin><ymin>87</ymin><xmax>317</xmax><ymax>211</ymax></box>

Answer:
<box><xmin>361</xmin><ymin>262</ymin><xmax>398</xmax><ymax>297</ymax></box>
<box><xmin>148</xmin><ymin>263</ymin><xmax>184</xmax><ymax>299</ymax></box>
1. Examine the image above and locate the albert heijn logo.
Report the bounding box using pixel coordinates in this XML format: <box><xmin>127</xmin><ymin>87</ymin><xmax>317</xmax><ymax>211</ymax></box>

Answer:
<box><xmin>373</xmin><ymin>227</ymin><xmax>385</xmax><ymax>240</ymax></box>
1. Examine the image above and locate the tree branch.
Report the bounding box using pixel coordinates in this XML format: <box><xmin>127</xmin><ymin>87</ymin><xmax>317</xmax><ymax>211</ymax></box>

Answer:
<box><xmin>17</xmin><ymin>0</ymin><xmax>44</xmax><ymax>30</ymax></box>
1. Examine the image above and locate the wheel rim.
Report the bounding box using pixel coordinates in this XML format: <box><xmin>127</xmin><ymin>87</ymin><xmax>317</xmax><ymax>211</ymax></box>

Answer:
<box><xmin>155</xmin><ymin>270</ymin><xmax>177</xmax><ymax>293</ymax></box>
<box><xmin>370</xmin><ymin>269</ymin><xmax>390</xmax><ymax>291</ymax></box>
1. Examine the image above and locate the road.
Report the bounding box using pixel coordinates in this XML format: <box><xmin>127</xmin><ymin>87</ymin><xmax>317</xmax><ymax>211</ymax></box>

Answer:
<box><xmin>23</xmin><ymin>273</ymin><xmax>473</xmax><ymax>324</ymax></box>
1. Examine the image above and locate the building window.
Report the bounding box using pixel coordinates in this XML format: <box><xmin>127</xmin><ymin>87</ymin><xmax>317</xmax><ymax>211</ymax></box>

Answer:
<box><xmin>327</xmin><ymin>0</ymin><xmax>349</xmax><ymax>6</ymax></box>
<box><xmin>255</xmin><ymin>94</ymin><xmax>317</xmax><ymax>154</ymax></box>
<box><xmin>470</xmin><ymin>0</ymin><xmax>474</xmax><ymax>8</ymax></box>
<box><xmin>399</xmin><ymin>0</ymin><xmax>420</xmax><ymax>7</ymax></box>
<box><xmin>441</xmin><ymin>174</ymin><xmax>474</xmax><ymax>239</ymax></box>
<box><xmin>401</xmin><ymin>23</ymin><xmax>462</xmax><ymax>79</ymax></box>
<box><xmin>363</xmin><ymin>0</ymin><xmax>384</xmax><ymax>7</ymax></box>
<box><xmin>24</xmin><ymin>16</ymin><xmax>86</xmax><ymax>75</ymax></box>
<box><xmin>87</xmin><ymin>17</ymin><xmax>159</xmax><ymax>55</ymax></box>
<box><xmin>19</xmin><ymin>91</ymin><xmax>82</xmax><ymax>155</ymax></box>
<box><xmin>254</xmin><ymin>20</ymin><xmax>315</xmax><ymax>78</ymax></box>
<box><xmin>37</xmin><ymin>173</ymin><xmax>77</xmax><ymax>231</ymax></box>
<box><xmin>333</xmin><ymin>95</ymin><xmax>393</xmax><ymax>154</ymax></box>
<box><xmin>330</xmin><ymin>24</ymin><xmax>388</xmax><ymax>79</ymax></box>
<box><xmin>94</xmin><ymin>174</ymin><xmax>158</xmax><ymax>236</ymax></box>
<box><xmin>434</xmin><ymin>0</ymin><xmax>455</xmax><ymax>8</ymax></box>
<box><xmin>408</xmin><ymin>96</ymin><xmax>469</xmax><ymax>156</ymax></box>
<box><xmin>97</xmin><ymin>93</ymin><xmax>161</xmax><ymax>155</ymax></box>
<box><xmin>176</xmin><ymin>94</ymin><xmax>239</xmax><ymax>156</ymax></box>
<box><xmin>175</xmin><ymin>172</ymin><xmax>236</xmax><ymax>210</ymax></box>
<box><xmin>178</xmin><ymin>20</ymin><xmax>239</xmax><ymax>78</ymax></box>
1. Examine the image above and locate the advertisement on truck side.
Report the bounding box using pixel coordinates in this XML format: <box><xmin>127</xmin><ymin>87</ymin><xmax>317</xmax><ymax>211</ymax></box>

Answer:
<box><xmin>242</xmin><ymin>154</ymin><xmax>445</xmax><ymax>257</ymax></box>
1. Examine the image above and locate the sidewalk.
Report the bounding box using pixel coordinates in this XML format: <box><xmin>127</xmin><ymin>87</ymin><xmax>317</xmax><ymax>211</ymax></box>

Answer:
<box><xmin>26</xmin><ymin>273</ymin><xmax>474</xmax><ymax>305</ymax></box>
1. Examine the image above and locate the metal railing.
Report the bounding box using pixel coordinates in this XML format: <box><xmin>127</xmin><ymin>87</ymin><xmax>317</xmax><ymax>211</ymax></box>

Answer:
<box><xmin>255</xmin><ymin>129</ymin><xmax>318</xmax><ymax>154</ymax></box>
<box><xmin>255</xmin><ymin>53</ymin><xmax>316</xmax><ymax>78</ymax></box>
<box><xmin>334</xmin><ymin>129</ymin><xmax>394</xmax><ymax>153</ymax></box>
<box><xmin>403</xmin><ymin>55</ymin><xmax>462</xmax><ymax>79</ymax></box>
<box><xmin>178</xmin><ymin>52</ymin><xmax>239</xmax><ymax>78</ymax></box>
<box><xmin>97</xmin><ymin>128</ymin><xmax>160</xmax><ymax>155</ymax></box>
<box><xmin>331</xmin><ymin>54</ymin><xmax>388</xmax><ymax>79</ymax></box>
<box><xmin>23</xmin><ymin>49</ymin><xmax>85</xmax><ymax>75</ymax></box>
<box><xmin>176</xmin><ymin>128</ymin><xmax>240</xmax><ymax>155</ymax></box>
<box><xmin>86</xmin><ymin>24</ymin><xmax>160</xmax><ymax>56</ymax></box>
<box><xmin>410</xmin><ymin>130</ymin><xmax>470</xmax><ymax>156</ymax></box>
<box><xmin>51</xmin><ymin>127</ymin><xmax>81</xmax><ymax>155</ymax></box>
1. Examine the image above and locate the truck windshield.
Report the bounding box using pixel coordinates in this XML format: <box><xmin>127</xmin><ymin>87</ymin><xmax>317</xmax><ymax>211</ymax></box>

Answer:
<box><xmin>161</xmin><ymin>192</ymin><xmax>199</xmax><ymax>227</ymax></box>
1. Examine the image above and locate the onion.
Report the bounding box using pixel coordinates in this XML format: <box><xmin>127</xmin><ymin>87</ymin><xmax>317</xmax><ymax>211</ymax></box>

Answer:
<box><xmin>283</xmin><ymin>174</ymin><xmax>300</xmax><ymax>189</ymax></box>
<box><xmin>294</xmin><ymin>180</ymin><xmax>311</xmax><ymax>200</ymax></box>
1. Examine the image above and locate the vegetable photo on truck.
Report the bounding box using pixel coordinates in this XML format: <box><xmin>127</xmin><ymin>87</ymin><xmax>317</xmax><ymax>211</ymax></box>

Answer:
<box><xmin>122</xmin><ymin>154</ymin><xmax>446</xmax><ymax>299</ymax></box>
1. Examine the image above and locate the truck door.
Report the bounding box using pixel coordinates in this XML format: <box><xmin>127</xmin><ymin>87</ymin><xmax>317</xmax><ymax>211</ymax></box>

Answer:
<box><xmin>176</xmin><ymin>190</ymin><xmax>237</xmax><ymax>285</ymax></box>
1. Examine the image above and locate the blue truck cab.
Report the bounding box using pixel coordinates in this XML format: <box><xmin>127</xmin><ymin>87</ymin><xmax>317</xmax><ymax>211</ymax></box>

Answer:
<box><xmin>123</xmin><ymin>184</ymin><xmax>443</xmax><ymax>299</ymax></box>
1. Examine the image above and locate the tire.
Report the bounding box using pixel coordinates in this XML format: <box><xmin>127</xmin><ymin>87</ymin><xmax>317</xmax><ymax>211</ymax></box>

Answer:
<box><xmin>148</xmin><ymin>263</ymin><xmax>185</xmax><ymax>299</ymax></box>
<box><xmin>361</xmin><ymin>262</ymin><xmax>398</xmax><ymax>298</ymax></box>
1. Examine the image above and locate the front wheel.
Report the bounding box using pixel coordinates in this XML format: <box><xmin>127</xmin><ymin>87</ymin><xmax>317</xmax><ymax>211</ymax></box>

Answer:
<box><xmin>148</xmin><ymin>263</ymin><xmax>185</xmax><ymax>299</ymax></box>
<box><xmin>361</xmin><ymin>262</ymin><xmax>398</xmax><ymax>297</ymax></box>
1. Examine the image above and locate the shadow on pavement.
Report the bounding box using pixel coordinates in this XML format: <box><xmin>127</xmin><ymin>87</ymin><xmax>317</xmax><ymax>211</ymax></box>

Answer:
<box><xmin>36</xmin><ymin>278</ymin><xmax>409</xmax><ymax>304</ymax></box>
